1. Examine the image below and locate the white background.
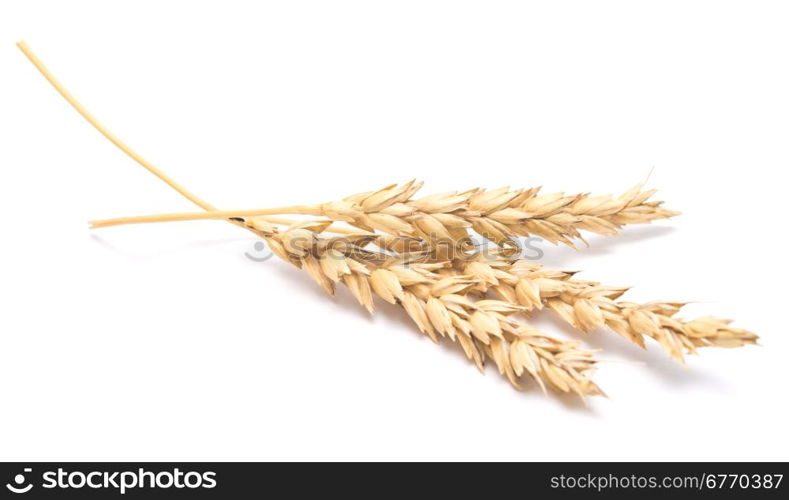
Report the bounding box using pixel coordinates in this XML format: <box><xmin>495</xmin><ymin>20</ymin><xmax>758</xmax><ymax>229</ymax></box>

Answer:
<box><xmin>1</xmin><ymin>1</ymin><xmax>787</xmax><ymax>461</ymax></box>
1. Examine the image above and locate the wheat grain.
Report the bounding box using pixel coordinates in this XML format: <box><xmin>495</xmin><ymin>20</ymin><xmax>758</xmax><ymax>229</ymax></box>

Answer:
<box><xmin>457</xmin><ymin>257</ymin><xmax>758</xmax><ymax>362</ymax></box>
<box><xmin>89</xmin><ymin>180</ymin><xmax>679</xmax><ymax>253</ymax></box>
<box><xmin>19</xmin><ymin>41</ymin><xmax>753</xmax><ymax>400</ymax></box>
<box><xmin>327</xmin><ymin>180</ymin><xmax>680</xmax><ymax>248</ymax></box>
<box><xmin>252</xmin><ymin>220</ymin><xmax>602</xmax><ymax>396</ymax></box>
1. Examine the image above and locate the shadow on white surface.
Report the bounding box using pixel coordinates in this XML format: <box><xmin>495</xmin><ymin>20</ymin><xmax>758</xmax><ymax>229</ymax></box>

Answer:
<box><xmin>90</xmin><ymin>233</ymin><xmax>249</xmax><ymax>258</ymax></box>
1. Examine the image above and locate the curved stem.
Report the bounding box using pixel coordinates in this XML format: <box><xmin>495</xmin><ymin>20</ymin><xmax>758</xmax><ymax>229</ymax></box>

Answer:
<box><xmin>90</xmin><ymin>205</ymin><xmax>322</xmax><ymax>228</ymax></box>
<box><xmin>17</xmin><ymin>41</ymin><xmax>216</xmax><ymax>211</ymax></box>
<box><xmin>18</xmin><ymin>41</ymin><xmax>360</xmax><ymax>236</ymax></box>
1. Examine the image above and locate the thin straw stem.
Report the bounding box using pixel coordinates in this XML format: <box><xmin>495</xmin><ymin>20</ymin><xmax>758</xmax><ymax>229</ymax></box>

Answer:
<box><xmin>18</xmin><ymin>41</ymin><xmax>354</xmax><ymax>235</ymax></box>
<box><xmin>90</xmin><ymin>205</ymin><xmax>321</xmax><ymax>228</ymax></box>
<box><xmin>17</xmin><ymin>40</ymin><xmax>216</xmax><ymax>211</ymax></box>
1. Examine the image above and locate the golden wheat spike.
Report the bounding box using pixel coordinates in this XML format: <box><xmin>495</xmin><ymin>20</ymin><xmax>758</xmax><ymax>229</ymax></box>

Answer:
<box><xmin>18</xmin><ymin>41</ymin><xmax>602</xmax><ymax>397</ymax></box>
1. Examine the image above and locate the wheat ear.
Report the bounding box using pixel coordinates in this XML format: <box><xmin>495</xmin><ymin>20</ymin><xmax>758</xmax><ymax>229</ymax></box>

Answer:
<box><xmin>256</xmin><ymin>220</ymin><xmax>603</xmax><ymax>396</ymax></box>
<box><xmin>455</xmin><ymin>258</ymin><xmax>758</xmax><ymax>363</ymax></box>
<box><xmin>91</xmin><ymin>180</ymin><xmax>679</xmax><ymax>251</ymax></box>
<box><xmin>18</xmin><ymin>42</ymin><xmax>601</xmax><ymax>397</ymax></box>
<box><xmin>325</xmin><ymin>180</ymin><xmax>680</xmax><ymax>248</ymax></box>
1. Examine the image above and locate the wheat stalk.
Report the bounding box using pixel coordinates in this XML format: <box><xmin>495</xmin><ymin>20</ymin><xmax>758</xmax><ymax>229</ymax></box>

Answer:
<box><xmin>19</xmin><ymin>40</ymin><xmax>755</xmax><ymax>400</ymax></box>
<box><xmin>90</xmin><ymin>180</ymin><xmax>680</xmax><ymax>253</ymax></box>
<box><xmin>323</xmin><ymin>180</ymin><xmax>680</xmax><ymax>248</ymax></box>
<box><xmin>454</xmin><ymin>257</ymin><xmax>758</xmax><ymax>362</ymax></box>
<box><xmin>240</xmin><ymin>215</ymin><xmax>603</xmax><ymax>395</ymax></box>
<box><xmin>255</xmin><ymin>220</ymin><xmax>603</xmax><ymax>396</ymax></box>
<box><xmin>17</xmin><ymin>41</ymin><xmax>601</xmax><ymax>396</ymax></box>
